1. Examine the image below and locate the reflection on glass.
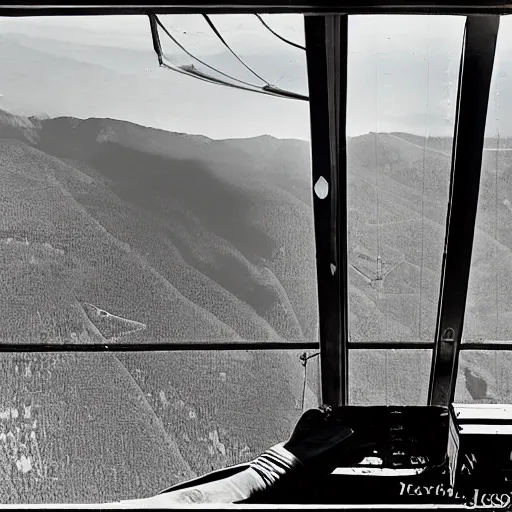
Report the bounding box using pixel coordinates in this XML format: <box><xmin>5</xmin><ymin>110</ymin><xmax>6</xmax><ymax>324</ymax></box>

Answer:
<box><xmin>347</xmin><ymin>16</ymin><xmax>464</xmax><ymax>342</ymax></box>
<box><xmin>349</xmin><ymin>349</ymin><xmax>432</xmax><ymax>405</ymax></box>
<box><xmin>0</xmin><ymin>14</ymin><xmax>316</xmax><ymax>344</ymax></box>
<box><xmin>0</xmin><ymin>350</ymin><xmax>318</xmax><ymax>503</ymax></box>
<box><xmin>455</xmin><ymin>350</ymin><xmax>512</xmax><ymax>404</ymax></box>
<box><xmin>464</xmin><ymin>16</ymin><xmax>512</xmax><ymax>343</ymax></box>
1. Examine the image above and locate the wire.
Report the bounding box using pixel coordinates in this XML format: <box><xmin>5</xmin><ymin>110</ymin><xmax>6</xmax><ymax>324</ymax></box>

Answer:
<box><xmin>299</xmin><ymin>351</ymin><xmax>320</xmax><ymax>411</ymax></box>
<box><xmin>301</xmin><ymin>360</ymin><xmax>308</xmax><ymax>411</ymax></box>
<box><xmin>374</xmin><ymin>53</ymin><xmax>382</xmax><ymax>296</ymax></box>
<box><xmin>300</xmin><ymin>351</ymin><xmax>320</xmax><ymax>366</ymax></box>
<box><xmin>202</xmin><ymin>14</ymin><xmax>270</xmax><ymax>86</ymax></box>
<box><xmin>254</xmin><ymin>14</ymin><xmax>306</xmax><ymax>51</ymax></box>
<box><xmin>161</xmin><ymin>59</ymin><xmax>304</xmax><ymax>101</ymax></box>
<box><xmin>385</xmin><ymin>350</ymin><xmax>389</xmax><ymax>405</ymax></box>
<box><xmin>494</xmin><ymin>73</ymin><xmax>500</xmax><ymax>349</ymax></box>
<box><xmin>495</xmin><ymin>77</ymin><xmax>500</xmax><ymax>340</ymax></box>
<box><xmin>495</xmin><ymin>115</ymin><xmax>500</xmax><ymax>395</ymax></box>
<box><xmin>148</xmin><ymin>13</ymin><xmax>308</xmax><ymax>102</ymax></box>
<box><xmin>418</xmin><ymin>22</ymin><xmax>431</xmax><ymax>341</ymax></box>
<box><xmin>154</xmin><ymin>15</ymin><xmax>263</xmax><ymax>89</ymax></box>
<box><xmin>148</xmin><ymin>11</ymin><xmax>163</xmax><ymax>66</ymax></box>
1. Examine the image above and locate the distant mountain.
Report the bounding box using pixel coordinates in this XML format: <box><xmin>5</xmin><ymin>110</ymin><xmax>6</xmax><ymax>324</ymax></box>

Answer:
<box><xmin>0</xmin><ymin>34</ymin><xmax>309</xmax><ymax>140</ymax></box>
<box><xmin>1</xmin><ymin>107</ymin><xmax>512</xmax><ymax>503</ymax></box>
<box><xmin>0</xmin><ymin>110</ymin><xmax>317</xmax><ymax>344</ymax></box>
<box><xmin>347</xmin><ymin>130</ymin><xmax>512</xmax><ymax>345</ymax></box>
<box><xmin>5</xmin><ymin>22</ymin><xmax>512</xmax><ymax>507</ymax></box>
<box><xmin>0</xmin><ymin>109</ymin><xmax>320</xmax><ymax>503</ymax></box>
<box><xmin>346</xmin><ymin>130</ymin><xmax>512</xmax><ymax>410</ymax></box>
<box><xmin>2</xmin><ymin>108</ymin><xmax>512</xmax><ymax>358</ymax></box>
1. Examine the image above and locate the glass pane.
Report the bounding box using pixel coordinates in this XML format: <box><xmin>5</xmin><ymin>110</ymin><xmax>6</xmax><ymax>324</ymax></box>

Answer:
<box><xmin>0</xmin><ymin>350</ymin><xmax>318</xmax><ymax>504</ymax></box>
<box><xmin>349</xmin><ymin>349</ymin><xmax>432</xmax><ymax>405</ymax></box>
<box><xmin>463</xmin><ymin>15</ymin><xmax>512</xmax><ymax>343</ymax></box>
<box><xmin>347</xmin><ymin>16</ymin><xmax>464</xmax><ymax>342</ymax></box>
<box><xmin>0</xmin><ymin>14</ymin><xmax>316</xmax><ymax>344</ymax></box>
<box><xmin>455</xmin><ymin>350</ymin><xmax>512</xmax><ymax>404</ymax></box>
<box><xmin>156</xmin><ymin>14</ymin><xmax>308</xmax><ymax>98</ymax></box>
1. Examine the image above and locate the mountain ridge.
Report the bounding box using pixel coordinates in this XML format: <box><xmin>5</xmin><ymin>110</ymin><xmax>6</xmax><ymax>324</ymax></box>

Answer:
<box><xmin>0</xmin><ymin>108</ymin><xmax>317</xmax><ymax>344</ymax></box>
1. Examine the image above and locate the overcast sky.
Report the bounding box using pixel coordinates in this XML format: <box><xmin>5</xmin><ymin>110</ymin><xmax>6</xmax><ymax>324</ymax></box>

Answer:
<box><xmin>0</xmin><ymin>14</ymin><xmax>511</xmax><ymax>139</ymax></box>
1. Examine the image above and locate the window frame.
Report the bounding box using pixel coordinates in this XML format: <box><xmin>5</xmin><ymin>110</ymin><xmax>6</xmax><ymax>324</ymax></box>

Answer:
<box><xmin>305</xmin><ymin>14</ymin><xmax>349</xmax><ymax>406</ymax></box>
<box><xmin>304</xmin><ymin>10</ymin><xmax>500</xmax><ymax>407</ymax></box>
<box><xmin>1</xmin><ymin>3</ymin><xmax>512</xmax><ymax>16</ymax></box>
<box><xmin>0</xmin><ymin>2</ymin><xmax>508</xmax><ymax>411</ymax></box>
<box><xmin>427</xmin><ymin>15</ymin><xmax>500</xmax><ymax>406</ymax></box>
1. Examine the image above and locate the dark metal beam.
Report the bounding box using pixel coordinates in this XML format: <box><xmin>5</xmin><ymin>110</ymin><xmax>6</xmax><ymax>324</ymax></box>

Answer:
<box><xmin>3</xmin><ymin>339</ymin><xmax>509</xmax><ymax>355</ymax></box>
<box><xmin>461</xmin><ymin>342</ymin><xmax>512</xmax><ymax>351</ymax></box>
<box><xmin>348</xmin><ymin>342</ymin><xmax>434</xmax><ymax>350</ymax></box>
<box><xmin>428</xmin><ymin>15</ymin><xmax>500</xmax><ymax>407</ymax></box>
<box><xmin>305</xmin><ymin>14</ymin><xmax>349</xmax><ymax>407</ymax></box>
<box><xmin>0</xmin><ymin>342</ymin><xmax>319</xmax><ymax>353</ymax></box>
<box><xmin>1</xmin><ymin>3</ymin><xmax>512</xmax><ymax>16</ymax></box>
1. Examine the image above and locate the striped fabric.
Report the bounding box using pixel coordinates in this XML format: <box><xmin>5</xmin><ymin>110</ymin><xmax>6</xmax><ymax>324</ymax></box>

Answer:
<box><xmin>249</xmin><ymin>443</ymin><xmax>304</xmax><ymax>487</ymax></box>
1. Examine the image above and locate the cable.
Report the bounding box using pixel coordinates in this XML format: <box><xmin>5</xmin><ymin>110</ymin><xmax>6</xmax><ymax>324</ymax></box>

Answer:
<box><xmin>301</xmin><ymin>360</ymin><xmax>308</xmax><ymax>411</ymax></box>
<box><xmin>202</xmin><ymin>14</ymin><xmax>270</xmax><ymax>86</ymax></box>
<box><xmin>418</xmin><ymin>22</ymin><xmax>431</xmax><ymax>341</ymax></box>
<box><xmin>164</xmin><ymin>59</ymin><xmax>308</xmax><ymax>101</ymax></box>
<box><xmin>299</xmin><ymin>351</ymin><xmax>320</xmax><ymax>411</ymax></box>
<box><xmin>385</xmin><ymin>349</ymin><xmax>389</xmax><ymax>405</ymax></box>
<box><xmin>148</xmin><ymin>13</ymin><xmax>308</xmax><ymax>102</ymax></box>
<box><xmin>154</xmin><ymin>15</ymin><xmax>264</xmax><ymax>89</ymax></box>
<box><xmin>148</xmin><ymin>11</ymin><xmax>163</xmax><ymax>66</ymax></box>
<box><xmin>255</xmin><ymin>14</ymin><xmax>306</xmax><ymax>51</ymax></box>
<box><xmin>161</xmin><ymin>59</ymin><xmax>303</xmax><ymax>101</ymax></box>
<box><xmin>494</xmin><ymin>74</ymin><xmax>500</xmax><ymax>347</ymax></box>
<box><xmin>374</xmin><ymin>53</ymin><xmax>381</xmax><ymax>294</ymax></box>
<box><xmin>495</xmin><ymin>102</ymin><xmax>500</xmax><ymax>394</ymax></box>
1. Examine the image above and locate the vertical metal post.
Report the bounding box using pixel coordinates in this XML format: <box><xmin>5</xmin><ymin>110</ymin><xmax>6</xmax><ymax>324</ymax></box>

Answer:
<box><xmin>428</xmin><ymin>16</ymin><xmax>500</xmax><ymax>406</ymax></box>
<box><xmin>304</xmin><ymin>14</ymin><xmax>349</xmax><ymax>406</ymax></box>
